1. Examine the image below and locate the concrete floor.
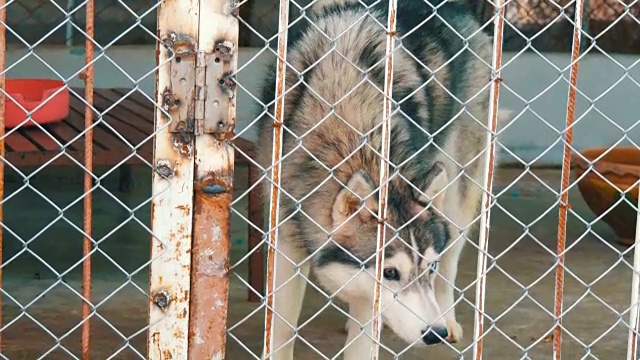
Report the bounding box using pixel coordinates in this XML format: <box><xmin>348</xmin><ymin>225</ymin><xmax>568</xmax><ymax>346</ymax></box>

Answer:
<box><xmin>0</xmin><ymin>163</ymin><xmax>636</xmax><ymax>359</ymax></box>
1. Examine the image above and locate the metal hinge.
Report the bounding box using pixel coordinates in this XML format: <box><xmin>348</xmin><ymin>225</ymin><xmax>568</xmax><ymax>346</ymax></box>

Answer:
<box><xmin>161</xmin><ymin>32</ymin><xmax>197</xmax><ymax>134</ymax></box>
<box><xmin>196</xmin><ymin>41</ymin><xmax>236</xmax><ymax>138</ymax></box>
<box><xmin>194</xmin><ymin>50</ymin><xmax>207</xmax><ymax>135</ymax></box>
<box><xmin>162</xmin><ymin>34</ymin><xmax>236</xmax><ymax>138</ymax></box>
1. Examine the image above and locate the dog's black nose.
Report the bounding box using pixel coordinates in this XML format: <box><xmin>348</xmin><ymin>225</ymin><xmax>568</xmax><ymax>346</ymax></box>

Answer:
<box><xmin>421</xmin><ymin>326</ymin><xmax>448</xmax><ymax>345</ymax></box>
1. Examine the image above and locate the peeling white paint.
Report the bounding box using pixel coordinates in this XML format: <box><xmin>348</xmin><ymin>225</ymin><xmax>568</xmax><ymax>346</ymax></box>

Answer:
<box><xmin>147</xmin><ymin>1</ymin><xmax>198</xmax><ymax>359</ymax></box>
<box><xmin>212</xmin><ymin>223</ymin><xmax>222</xmax><ymax>242</ymax></box>
<box><xmin>194</xmin><ymin>328</ymin><xmax>205</xmax><ymax>345</ymax></box>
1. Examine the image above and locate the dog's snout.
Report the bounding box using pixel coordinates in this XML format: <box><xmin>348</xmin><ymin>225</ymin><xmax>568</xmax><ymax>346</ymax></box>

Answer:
<box><xmin>421</xmin><ymin>326</ymin><xmax>448</xmax><ymax>345</ymax></box>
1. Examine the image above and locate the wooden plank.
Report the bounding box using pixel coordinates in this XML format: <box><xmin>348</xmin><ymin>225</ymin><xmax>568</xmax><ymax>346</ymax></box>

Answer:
<box><xmin>3</xmin><ymin>131</ymin><xmax>39</xmax><ymax>153</ymax></box>
<box><xmin>100</xmin><ymin>88</ymin><xmax>156</xmax><ymax>124</ymax></box>
<box><xmin>92</xmin><ymin>90</ymin><xmax>154</xmax><ymax>137</ymax></box>
<box><xmin>69</xmin><ymin>95</ymin><xmax>146</xmax><ymax>146</ymax></box>
<box><xmin>66</xmin><ymin>96</ymin><xmax>149</xmax><ymax>165</ymax></box>
<box><xmin>66</xmin><ymin>97</ymin><xmax>125</xmax><ymax>152</ymax></box>
<box><xmin>42</xmin><ymin>121</ymin><xmax>87</xmax><ymax>151</ymax></box>
<box><xmin>71</xmin><ymin>95</ymin><xmax>154</xmax><ymax>164</ymax></box>
<box><xmin>89</xmin><ymin>94</ymin><xmax>151</xmax><ymax>145</ymax></box>
<box><xmin>18</xmin><ymin>127</ymin><xmax>61</xmax><ymax>152</ymax></box>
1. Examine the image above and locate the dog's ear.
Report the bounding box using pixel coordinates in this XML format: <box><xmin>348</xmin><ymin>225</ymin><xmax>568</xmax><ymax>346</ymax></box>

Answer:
<box><xmin>411</xmin><ymin>161</ymin><xmax>448</xmax><ymax>216</ymax></box>
<box><xmin>332</xmin><ymin>170</ymin><xmax>378</xmax><ymax>230</ymax></box>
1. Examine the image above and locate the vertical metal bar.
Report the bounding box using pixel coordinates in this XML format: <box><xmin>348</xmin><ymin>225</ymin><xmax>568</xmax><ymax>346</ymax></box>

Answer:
<box><xmin>81</xmin><ymin>0</ymin><xmax>95</xmax><ymax>357</ymax></box>
<box><xmin>66</xmin><ymin>0</ymin><xmax>75</xmax><ymax>47</ymax></box>
<box><xmin>472</xmin><ymin>0</ymin><xmax>506</xmax><ymax>359</ymax></box>
<box><xmin>187</xmin><ymin>0</ymin><xmax>239</xmax><ymax>357</ymax></box>
<box><xmin>553</xmin><ymin>1</ymin><xmax>585</xmax><ymax>359</ymax></box>
<box><xmin>147</xmin><ymin>0</ymin><xmax>199</xmax><ymax>357</ymax></box>
<box><xmin>263</xmin><ymin>0</ymin><xmax>290</xmax><ymax>356</ymax></box>
<box><xmin>627</xmin><ymin>182</ymin><xmax>640</xmax><ymax>360</ymax></box>
<box><xmin>0</xmin><ymin>0</ymin><xmax>6</xmax><ymax>351</ymax></box>
<box><xmin>370</xmin><ymin>1</ymin><xmax>397</xmax><ymax>359</ymax></box>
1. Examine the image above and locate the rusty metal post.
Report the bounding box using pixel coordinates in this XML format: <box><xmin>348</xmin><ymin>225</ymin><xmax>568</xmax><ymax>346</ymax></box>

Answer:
<box><xmin>553</xmin><ymin>1</ymin><xmax>585</xmax><ymax>359</ymax></box>
<box><xmin>628</xmin><ymin>182</ymin><xmax>640</xmax><ymax>360</ymax></box>
<box><xmin>81</xmin><ymin>0</ymin><xmax>95</xmax><ymax>358</ymax></box>
<box><xmin>263</xmin><ymin>0</ymin><xmax>290</xmax><ymax>357</ymax></box>
<box><xmin>147</xmin><ymin>0</ymin><xmax>199</xmax><ymax>358</ymax></box>
<box><xmin>371</xmin><ymin>1</ymin><xmax>398</xmax><ymax>358</ymax></box>
<box><xmin>187</xmin><ymin>0</ymin><xmax>239</xmax><ymax>358</ymax></box>
<box><xmin>0</xmin><ymin>0</ymin><xmax>6</xmax><ymax>351</ymax></box>
<box><xmin>473</xmin><ymin>1</ymin><xmax>506</xmax><ymax>359</ymax></box>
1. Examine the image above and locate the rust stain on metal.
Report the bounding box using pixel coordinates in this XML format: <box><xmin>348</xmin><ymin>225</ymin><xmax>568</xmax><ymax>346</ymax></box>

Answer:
<box><xmin>153</xmin><ymin>289</ymin><xmax>172</xmax><ymax>310</ymax></box>
<box><xmin>214</xmin><ymin>41</ymin><xmax>234</xmax><ymax>61</ymax></box>
<box><xmin>156</xmin><ymin>159</ymin><xmax>176</xmax><ymax>178</ymax></box>
<box><xmin>81</xmin><ymin>0</ymin><xmax>95</xmax><ymax>358</ymax></box>
<box><xmin>177</xmin><ymin>308</ymin><xmax>188</xmax><ymax>320</ymax></box>
<box><xmin>173</xmin><ymin>132</ymin><xmax>193</xmax><ymax>157</ymax></box>
<box><xmin>151</xmin><ymin>331</ymin><xmax>161</xmax><ymax>355</ymax></box>
<box><xmin>175</xmin><ymin>204</ymin><xmax>190</xmax><ymax>216</ymax></box>
<box><xmin>371</xmin><ymin>3</ymin><xmax>398</xmax><ymax>358</ymax></box>
<box><xmin>188</xmin><ymin>157</ymin><xmax>234</xmax><ymax>358</ymax></box>
<box><xmin>264</xmin><ymin>0</ymin><xmax>291</xmax><ymax>355</ymax></box>
<box><xmin>553</xmin><ymin>1</ymin><xmax>585</xmax><ymax>359</ymax></box>
<box><xmin>162</xmin><ymin>88</ymin><xmax>177</xmax><ymax>112</ymax></box>
<box><xmin>474</xmin><ymin>2</ymin><xmax>506</xmax><ymax>359</ymax></box>
<box><xmin>162</xmin><ymin>349</ymin><xmax>173</xmax><ymax>359</ymax></box>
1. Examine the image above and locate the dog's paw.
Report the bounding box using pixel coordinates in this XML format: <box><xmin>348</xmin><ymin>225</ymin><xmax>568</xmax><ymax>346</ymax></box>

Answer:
<box><xmin>446</xmin><ymin>319</ymin><xmax>463</xmax><ymax>343</ymax></box>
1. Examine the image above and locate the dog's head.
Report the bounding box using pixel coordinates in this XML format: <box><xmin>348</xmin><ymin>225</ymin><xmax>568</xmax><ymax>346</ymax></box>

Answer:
<box><xmin>315</xmin><ymin>161</ymin><xmax>453</xmax><ymax>347</ymax></box>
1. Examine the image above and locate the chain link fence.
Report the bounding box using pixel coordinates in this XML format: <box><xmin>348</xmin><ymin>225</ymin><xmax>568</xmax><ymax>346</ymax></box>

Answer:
<box><xmin>240</xmin><ymin>0</ymin><xmax>640</xmax><ymax>53</ymax></box>
<box><xmin>5</xmin><ymin>0</ymin><xmax>158</xmax><ymax>45</ymax></box>
<box><xmin>0</xmin><ymin>0</ymin><xmax>179</xmax><ymax>358</ymax></box>
<box><xmin>0</xmin><ymin>0</ymin><xmax>639</xmax><ymax>359</ymax></box>
<box><xmin>229</xmin><ymin>0</ymin><xmax>640</xmax><ymax>359</ymax></box>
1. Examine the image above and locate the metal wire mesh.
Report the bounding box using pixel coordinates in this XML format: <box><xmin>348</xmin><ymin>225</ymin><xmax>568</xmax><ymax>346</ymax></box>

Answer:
<box><xmin>228</xmin><ymin>0</ymin><xmax>640</xmax><ymax>359</ymax></box>
<box><xmin>4</xmin><ymin>0</ymin><xmax>158</xmax><ymax>45</ymax></box>
<box><xmin>0</xmin><ymin>0</ymin><xmax>639</xmax><ymax>358</ymax></box>
<box><xmin>0</xmin><ymin>0</ymin><xmax>176</xmax><ymax>358</ymax></box>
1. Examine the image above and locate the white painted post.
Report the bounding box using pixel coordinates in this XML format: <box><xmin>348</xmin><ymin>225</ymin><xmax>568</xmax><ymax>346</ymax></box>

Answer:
<box><xmin>147</xmin><ymin>0</ymin><xmax>199</xmax><ymax>358</ymax></box>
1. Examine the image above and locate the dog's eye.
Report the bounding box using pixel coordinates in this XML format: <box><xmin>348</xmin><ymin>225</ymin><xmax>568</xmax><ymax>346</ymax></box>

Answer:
<box><xmin>383</xmin><ymin>267</ymin><xmax>400</xmax><ymax>281</ymax></box>
<box><xmin>428</xmin><ymin>262</ymin><xmax>438</xmax><ymax>275</ymax></box>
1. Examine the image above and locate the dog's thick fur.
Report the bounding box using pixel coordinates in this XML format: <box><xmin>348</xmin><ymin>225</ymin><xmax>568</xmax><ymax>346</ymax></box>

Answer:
<box><xmin>255</xmin><ymin>0</ymin><xmax>501</xmax><ymax>358</ymax></box>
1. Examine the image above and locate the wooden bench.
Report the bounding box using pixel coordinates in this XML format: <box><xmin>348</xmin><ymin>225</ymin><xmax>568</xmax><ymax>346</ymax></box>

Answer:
<box><xmin>3</xmin><ymin>87</ymin><xmax>265</xmax><ymax>302</ymax></box>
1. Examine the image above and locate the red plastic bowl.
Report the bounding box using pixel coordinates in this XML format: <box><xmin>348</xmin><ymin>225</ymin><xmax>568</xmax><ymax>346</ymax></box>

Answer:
<box><xmin>5</xmin><ymin>78</ymin><xmax>70</xmax><ymax>128</ymax></box>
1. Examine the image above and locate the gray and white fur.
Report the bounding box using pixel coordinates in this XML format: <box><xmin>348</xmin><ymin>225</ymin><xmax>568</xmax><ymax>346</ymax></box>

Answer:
<box><xmin>254</xmin><ymin>0</ymin><xmax>508</xmax><ymax>358</ymax></box>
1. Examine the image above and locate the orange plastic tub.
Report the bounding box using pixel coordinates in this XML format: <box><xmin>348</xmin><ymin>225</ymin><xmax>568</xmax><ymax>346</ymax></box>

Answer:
<box><xmin>4</xmin><ymin>78</ymin><xmax>70</xmax><ymax>128</ymax></box>
<box><xmin>572</xmin><ymin>146</ymin><xmax>640</xmax><ymax>246</ymax></box>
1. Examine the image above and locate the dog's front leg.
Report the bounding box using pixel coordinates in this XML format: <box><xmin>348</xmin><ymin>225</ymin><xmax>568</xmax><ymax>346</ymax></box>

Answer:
<box><xmin>342</xmin><ymin>301</ymin><xmax>379</xmax><ymax>360</ymax></box>
<box><xmin>434</xmin><ymin>234</ymin><xmax>465</xmax><ymax>343</ymax></box>
<box><xmin>262</xmin><ymin>237</ymin><xmax>310</xmax><ymax>360</ymax></box>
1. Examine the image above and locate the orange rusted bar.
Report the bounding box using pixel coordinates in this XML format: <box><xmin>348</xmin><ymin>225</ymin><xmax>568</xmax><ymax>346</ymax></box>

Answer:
<box><xmin>188</xmin><ymin>173</ymin><xmax>233</xmax><ymax>359</ymax></box>
<box><xmin>472</xmin><ymin>1</ymin><xmax>506</xmax><ymax>359</ymax></box>
<box><xmin>186</xmin><ymin>0</ymin><xmax>239</xmax><ymax>357</ymax></box>
<box><xmin>0</xmin><ymin>0</ymin><xmax>6</xmax><ymax>351</ymax></box>
<box><xmin>263</xmin><ymin>0</ymin><xmax>290</xmax><ymax>357</ymax></box>
<box><xmin>553</xmin><ymin>1</ymin><xmax>585</xmax><ymax>359</ymax></box>
<box><xmin>628</xmin><ymin>184</ymin><xmax>640</xmax><ymax>360</ymax></box>
<box><xmin>370</xmin><ymin>1</ymin><xmax>398</xmax><ymax>358</ymax></box>
<box><xmin>81</xmin><ymin>0</ymin><xmax>95</xmax><ymax>357</ymax></box>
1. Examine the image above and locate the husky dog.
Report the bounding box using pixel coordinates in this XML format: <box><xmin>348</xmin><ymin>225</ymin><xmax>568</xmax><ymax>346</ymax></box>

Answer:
<box><xmin>254</xmin><ymin>0</ymin><xmax>504</xmax><ymax>358</ymax></box>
